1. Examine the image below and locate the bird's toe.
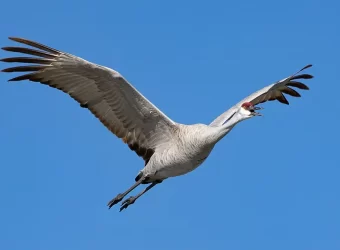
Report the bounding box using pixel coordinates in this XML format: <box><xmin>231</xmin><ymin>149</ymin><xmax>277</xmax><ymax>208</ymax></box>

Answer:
<box><xmin>107</xmin><ymin>193</ymin><xmax>125</xmax><ymax>209</ymax></box>
<box><xmin>119</xmin><ymin>196</ymin><xmax>136</xmax><ymax>212</ymax></box>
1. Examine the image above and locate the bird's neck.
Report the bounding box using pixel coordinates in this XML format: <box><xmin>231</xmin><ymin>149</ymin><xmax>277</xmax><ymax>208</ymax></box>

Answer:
<box><xmin>212</xmin><ymin>111</ymin><xmax>249</xmax><ymax>143</ymax></box>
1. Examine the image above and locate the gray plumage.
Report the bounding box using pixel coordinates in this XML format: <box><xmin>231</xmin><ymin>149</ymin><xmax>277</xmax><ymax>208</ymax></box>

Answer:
<box><xmin>0</xmin><ymin>37</ymin><xmax>313</xmax><ymax>211</ymax></box>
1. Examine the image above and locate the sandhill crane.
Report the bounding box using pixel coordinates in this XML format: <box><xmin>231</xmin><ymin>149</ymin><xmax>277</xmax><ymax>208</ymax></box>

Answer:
<box><xmin>1</xmin><ymin>37</ymin><xmax>313</xmax><ymax>212</ymax></box>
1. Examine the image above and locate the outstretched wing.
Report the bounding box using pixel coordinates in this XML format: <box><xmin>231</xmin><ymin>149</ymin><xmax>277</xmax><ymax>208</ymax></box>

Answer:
<box><xmin>210</xmin><ymin>64</ymin><xmax>313</xmax><ymax>126</ymax></box>
<box><xmin>1</xmin><ymin>37</ymin><xmax>176</xmax><ymax>165</ymax></box>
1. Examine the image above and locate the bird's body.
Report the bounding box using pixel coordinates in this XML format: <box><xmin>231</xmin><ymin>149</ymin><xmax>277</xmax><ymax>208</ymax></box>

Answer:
<box><xmin>142</xmin><ymin>124</ymin><xmax>220</xmax><ymax>181</ymax></box>
<box><xmin>1</xmin><ymin>37</ymin><xmax>313</xmax><ymax>211</ymax></box>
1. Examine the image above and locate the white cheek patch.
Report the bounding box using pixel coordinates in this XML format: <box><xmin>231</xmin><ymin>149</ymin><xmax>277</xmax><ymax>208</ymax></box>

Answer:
<box><xmin>240</xmin><ymin>107</ymin><xmax>251</xmax><ymax>116</ymax></box>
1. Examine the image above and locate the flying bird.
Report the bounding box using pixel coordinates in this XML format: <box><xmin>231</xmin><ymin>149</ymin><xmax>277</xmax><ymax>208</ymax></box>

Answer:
<box><xmin>0</xmin><ymin>37</ymin><xmax>313</xmax><ymax>212</ymax></box>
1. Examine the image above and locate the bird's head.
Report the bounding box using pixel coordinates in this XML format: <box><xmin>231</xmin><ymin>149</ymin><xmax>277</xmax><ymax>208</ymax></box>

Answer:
<box><xmin>222</xmin><ymin>102</ymin><xmax>264</xmax><ymax>127</ymax></box>
<box><xmin>240</xmin><ymin>102</ymin><xmax>263</xmax><ymax>118</ymax></box>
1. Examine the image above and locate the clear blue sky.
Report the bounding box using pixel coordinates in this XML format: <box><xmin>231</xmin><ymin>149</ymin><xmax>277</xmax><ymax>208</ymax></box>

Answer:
<box><xmin>0</xmin><ymin>0</ymin><xmax>339</xmax><ymax>249</ymax></box>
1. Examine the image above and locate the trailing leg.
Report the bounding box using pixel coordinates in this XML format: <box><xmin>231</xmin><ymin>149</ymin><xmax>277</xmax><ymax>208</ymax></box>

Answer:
<box><xmin>120</xmin><ymin>180</ymin><xmax>162</xmax><ymax>212</ymax></box>
<box><xmin>107</xmin><ymin>176</ymin><xmax>146</xmax><ymax>209</ymax></box>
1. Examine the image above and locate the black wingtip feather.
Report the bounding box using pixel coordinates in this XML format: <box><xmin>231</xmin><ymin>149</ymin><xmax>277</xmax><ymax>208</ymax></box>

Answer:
<box><xmin>287</xmin><ymin>81</ymin><xmax>310</xmax><ymax>90</ymax></box>
<box><xmin>301</xmin><ymin>64</ymin><xmax>312</xmax><ymax>71</ymax></box>
<box><xmin>282</xmin><ymin>87</ymin><xmax>301</xmax><ymax>97</ymax></box>
<box><xmin>1</xmin><ymin>46</ymin><xmax>56</xmax><ymax>59</ymax></box>
<box><xmin>8</xmin><ymin>37</ymin><xmax>60</xmax><ymax>54</ymax></box>
<box><xmin>80</xmin><ymin>103</ymin><xmax>88</xmax><ymax>108</ymax></box>
<box><xmin>277</xmin><ymin>93</ymin><xmax>289</xmax><ymax>105</ymax></box>
<box><xmin>291</xmin><ymin>74</ymin><xmax>313</xmax><ymax>80</ymax></box>
<box><xmin>7</xmin><ymin>73</ymin><xmax>37</xmax><ymax>81</ymax></box>
<box><xmin>0</xmin><ymin>57</ymin><xmax>54</xmax><ymax>64</ymax></box>
<box><xmin>1</xmin><ymin>65</ymin><xmax>46</xmax><ymax>73</ymax></box>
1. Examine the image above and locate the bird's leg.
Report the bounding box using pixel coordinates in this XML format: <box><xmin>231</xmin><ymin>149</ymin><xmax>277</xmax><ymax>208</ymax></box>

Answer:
<box><xmin>119</xmin><ymin>180</ymin><xmax>162</xmax><ymax>212</ymax></box>
<box><xmin>107</xmin><ymin>176</ymin><xmax>146</xmax><ymax>209</ymax></box>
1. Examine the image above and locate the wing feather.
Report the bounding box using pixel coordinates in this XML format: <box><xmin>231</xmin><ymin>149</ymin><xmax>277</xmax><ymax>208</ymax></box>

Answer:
<box><xmin>1</xmin><ymin>37</ymin><xmax>176</xmax><ymax>165</ymax></box>
<box><xmin>210</xmin><ymin>65</ymin><xmax>313</xmax><ymax>126</ymax></box>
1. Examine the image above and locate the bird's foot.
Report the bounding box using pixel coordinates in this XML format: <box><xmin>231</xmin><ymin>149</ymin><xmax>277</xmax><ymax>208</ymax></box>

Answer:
<box><xmin>119</xmin><ymin>196</ymin><xmax>136</xmax><ymax>212</ymax></box>
<box><xmin>107</xmin><ymin>193</ymin><xmax>124</xmax><ymax>209</ymax></box>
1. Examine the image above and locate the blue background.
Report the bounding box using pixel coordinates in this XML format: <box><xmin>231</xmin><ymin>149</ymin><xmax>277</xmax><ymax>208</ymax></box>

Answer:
<box><xmin>0</xmin><ymin>0</ymin><xmax>339</xmax><ymax>249</ymax></box>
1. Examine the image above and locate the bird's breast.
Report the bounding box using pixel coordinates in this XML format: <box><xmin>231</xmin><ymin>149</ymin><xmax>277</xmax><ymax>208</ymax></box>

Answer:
<box><xmin>145</xmin><ymin>140</ymin><xmax>215</xmax><ymax>179</ymax></box>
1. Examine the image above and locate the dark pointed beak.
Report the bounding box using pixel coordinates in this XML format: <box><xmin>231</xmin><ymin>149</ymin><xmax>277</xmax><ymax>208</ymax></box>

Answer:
<box><xmin>251</xmin><ymin>106</ymin><xmax>264</xmax><ymax>116</ymax></box>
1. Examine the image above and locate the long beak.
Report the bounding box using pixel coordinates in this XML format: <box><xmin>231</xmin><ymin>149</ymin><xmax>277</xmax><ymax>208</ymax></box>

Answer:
<box><xmin>252</xmin><ymin>111</ymin><xmax>263</xmax><ymax>116</ymax></box>
<box><xmin>252</xmin><ymin>106</ymin><xmax>264</xmax><ymax>116</ymax></box>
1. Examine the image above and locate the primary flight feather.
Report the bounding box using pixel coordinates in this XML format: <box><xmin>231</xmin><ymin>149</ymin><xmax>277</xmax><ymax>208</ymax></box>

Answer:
<box><xmin>1</xmin><ymin>37</ymin><xmax>313</xmax><ymax>212</ymax></box>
